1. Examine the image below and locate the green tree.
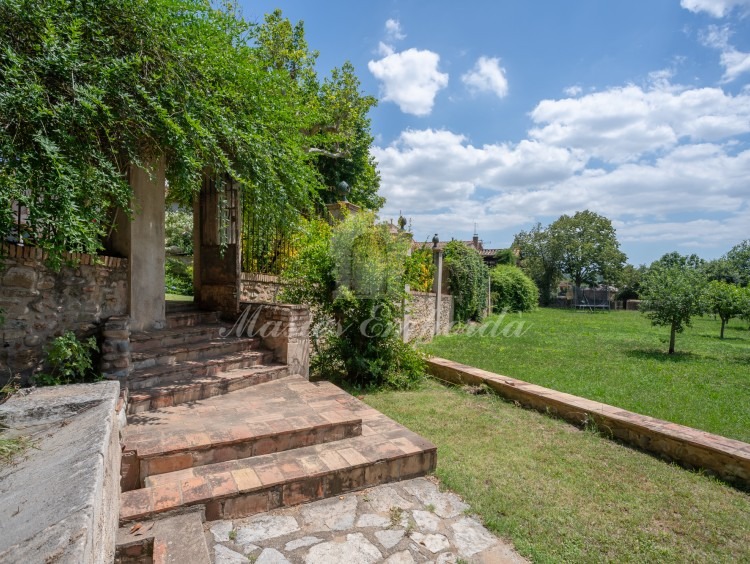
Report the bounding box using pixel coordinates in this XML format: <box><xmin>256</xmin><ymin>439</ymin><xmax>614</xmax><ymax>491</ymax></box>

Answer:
<box><xmin>513</xmin><ymin>223</ymin><xmax>562</xmax><ymax>306</ymax></box>
<box><xmin>490</xmin><ymin>265</ymin><xmax>538</xmax><ymax>312</ymax></box>
<box><xmin>444</xmin><ymin>241</ymin><xmax>489</xmax><ymax>323</ymax></box>
<box><xmin>615</xmin><ymin>264</ymin><xmax>646</xmax><ymax>306</ymax></box>
<box><xmin>0</xmin><ymin>2</ymin><xmax>381</xmax><ymax>263</ymax></box>
<box><xmin>725</xmin><ymin>240</ymin><xmax>750</xmax><ymax>287</ymax></box>
<box><xmin>640</xmin><ymin>253</ymin><xmax>707</xmax><ymax>354</ymax></box>
<box><xmin>704</xmin><ymin>281</ymin><xmax>745</xmax><ymax>339</ymax></box>
<box><xmin>550</xmin><ymin>210</ymin><xmax>626</xmax><ymax>288</ymax></box>
<box><xmin>281</xmin><ymin>213</ymin><xmax>423</xmax><ymax>389</ymax></box>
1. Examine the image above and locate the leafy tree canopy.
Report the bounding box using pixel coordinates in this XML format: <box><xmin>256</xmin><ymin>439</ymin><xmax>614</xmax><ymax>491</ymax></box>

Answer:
<box><xmin>0</xmin><ymin>1</ymin><xmax>381</xmax><ymax>262</ymax></box>
<box><xmin>444</xmin><ymin>240</ymin><xmax>489</xmax><ymax>323</ymax></box>
<box><xmin>550</xmin><ymin>210</ymin><xmax>626</xmax><ymax>288</ymax></box>
<box><xmin>640</xmin><ymin>253</ymin><xmax>707</xmax><ymax>354</ymax></box>
<box><xmin>725</xmin><ymin>240</ymin><xmax>750</xmax><ymax>287</ymax></box>
<box><xmin>703</xmin><ymin>280</ymin><xmax>747</xmax><ymax>339</ymax></box>
<box><xmin>513</xmin><ymin>222</ymin><xmax>562</xmax><ymax>306</ymax></box>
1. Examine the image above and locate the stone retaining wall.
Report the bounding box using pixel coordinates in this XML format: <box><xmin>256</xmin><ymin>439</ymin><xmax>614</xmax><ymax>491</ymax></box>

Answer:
<box><xmin>236</xmin><ymin>302</ymin><xmax>311</xmax><ymax>378</ymax></box>
<box><xmin>240</xmin><ymin>273</ymin><xmax>284</xmax><ymax>303</ymax></box>
<box><xmin>0</xmin><ymin>381</ymin><xmax>122</xmax><ymax>562</ymax></box>
<box><xmin>406</xmin><ymin>292</ymin><xmax>454</xmax><ymax>342</ymax></box>
<box><xmin>0</xmin><ymin>243</ymin><xmax>128</xmax><ymax>385</ymax></box>
<box><xmin>427</xmin><ymin>357</ymin><xmax>750</xmax><ymax>488</ymax></box>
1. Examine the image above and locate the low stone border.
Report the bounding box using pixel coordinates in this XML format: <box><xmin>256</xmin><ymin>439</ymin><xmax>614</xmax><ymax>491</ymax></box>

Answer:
<box><xmin>426</xmin><ymin>357</ymin><xmax>750</xmax><ymax>488</ymax></box>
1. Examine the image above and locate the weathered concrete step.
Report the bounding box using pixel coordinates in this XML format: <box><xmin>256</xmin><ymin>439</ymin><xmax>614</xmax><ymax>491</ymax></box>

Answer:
<box><xmin>131</xmin><ymin>337</ymin><xmax>261</xmax><ymax>371</ymax></box>
<box><xmin>120</xmin><ymin>379</ymin><xmax>437</xmax><ymax>524</ymax></box>
<box><xmin>128</xmin><ymin>349</ymin><xmax>275</xmax><ymax>391</ymax></box>
<box><xmin>121</xmin><ymin>376</ymin><xmax>363</xmax><ymax>491</ymax></box>
<box><xmin>115</xmin><ymin>507</ymin><xmax>209</xmax><ymax>563</ymax></box>
<box><xmin>126</xmin><ymin>360</ymin><xmax>283</xmax><ymax>414</ymax></box>
<box><xmin>130</xmin><ymin>324</ymin><xmax>230</xmax><ymax>353</ymax></box>
<box><xmin>165</xmin><ymin>310</ymin><xmax>220</xmax><ymax>329</ymax></box>
<box><xmin>119</xmin><ymin>430</ymin><xmax>436</xmax><ymax>524</ymax></box>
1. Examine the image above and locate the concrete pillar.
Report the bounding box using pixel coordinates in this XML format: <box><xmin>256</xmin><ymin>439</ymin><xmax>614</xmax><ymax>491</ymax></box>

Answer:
<box><xmin>111</xmin><ymin>159</ymin><xmax>166</xmax><ymax>332</ymax></box>
<box><xmin>433</xmin><ymin>249</ymin><xmax>443</xmax><ymax>337</ymax></box>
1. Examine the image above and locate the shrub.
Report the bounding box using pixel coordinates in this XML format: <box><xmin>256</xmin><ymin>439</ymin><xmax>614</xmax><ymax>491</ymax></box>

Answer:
<box><xmin>35</xmin><ymin>332</ymin><xmax>99</xmax><ymax>386</ymax></box>
<box><xmin>165</xmin><ymin>208</ymin><xmax>194</xmax><ymax>255</ymax></box>
<box><xmin>405</xmin><ymin>246</ymin><xmax>435</xmax><ymax>292</ymax></box>
<box><xmin>490</xmin><ymin>265</ymin><xmax>539</xmax><ymax>312</ymax></box>
<box><xmin>165</xmin><ymin>257</ymin><xmax>193</xmax><ymax>296</ymax></box>
<box><xmin>281</xmin><ymin>214</ymin><xmax>424</xmax><ymax>390</ymax></box>
<box><xmin>444</xmin><ymin>241</ymin><xmax>489</xmax><ymax>323</ymax></box>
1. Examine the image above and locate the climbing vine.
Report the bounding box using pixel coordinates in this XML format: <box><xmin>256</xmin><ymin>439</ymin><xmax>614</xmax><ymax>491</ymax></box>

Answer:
<box><xmin>443</xmin><ymin>240</ymin><xmax>489</xmax><ymax>323</ymax></box>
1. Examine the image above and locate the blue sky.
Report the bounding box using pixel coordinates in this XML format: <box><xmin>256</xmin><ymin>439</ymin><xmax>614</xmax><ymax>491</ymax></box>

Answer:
<box><xmin>243</xmin><ymin>0</ymin><xmax>750</xmax><ymax>265</ymax></box>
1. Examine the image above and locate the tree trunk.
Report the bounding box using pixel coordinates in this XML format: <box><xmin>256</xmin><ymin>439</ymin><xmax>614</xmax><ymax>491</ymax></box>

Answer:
<box><xmin>720</xmin><ymin>317</ymin><xmax>726</xmax><ymax>339</ymax></box>
<box><xmin>669</xmin><ymin>323</ymin><xmax>676</xmax><ymax>354</ymax></box>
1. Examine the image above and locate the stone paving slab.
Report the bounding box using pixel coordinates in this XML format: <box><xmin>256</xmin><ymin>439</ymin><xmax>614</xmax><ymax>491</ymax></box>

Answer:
<box><xmin>206</xmin><ymin>477</ymin><xmax>527</xmax><ymax>564</ymax></box>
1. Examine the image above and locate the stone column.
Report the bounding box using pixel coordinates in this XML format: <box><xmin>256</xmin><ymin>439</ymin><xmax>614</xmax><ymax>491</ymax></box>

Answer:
<box><xmin>110</xmin><ymin>159</ymin><xmax>166</xmax><ymax>332</ymax></box>
<box><xmin>433</xmin><ymin>249</ymin><xmax>443</xmax><ymax>337</ymax></box>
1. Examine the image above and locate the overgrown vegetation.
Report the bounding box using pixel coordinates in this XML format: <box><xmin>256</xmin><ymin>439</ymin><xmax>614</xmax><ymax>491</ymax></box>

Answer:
<box><xmin>364</xmin><ymin>380</ymin><xmax>750</xmax><ymax>563</ymax></box>
<box><xmin>489</xmin><ymin>265</ymin><xmax>538</xmax><ymax>312</ymax></box>
<box><xmin>0</xmin><ymin>1</ymin><xmax>379</xmax><ymax>263</ymax></box>
<box><xmin>281</xmin><ymin>213</ymin><xmax>424</xmax><ymax>390</ymax></box>
<box><xmin>165</xmin><ymin>207</ymin><xmax>193</xmax><ymax>255</ymax></box>
<box><xmin>34</xmin><ymin>332</ymin><xmax>99</xmax><ymax>386</ymax></box>
<box><xmin>423</xmin><ymin>308</ymin><xmax>750</xmax><ymax>442</ymax></box>
<box><xmin>404</xmin><ymin>245</ymin><xmax>435</xmax><ymax>292</ymax></box>
<box><xmin>443</xmin><ymin>240</ymin><xmax>488</xmax><ymax>323</ymax></box>
<box><xmin>164</xmin><ymin>258</ymin><xmax>193</xmax><ymax>296</ymax></box>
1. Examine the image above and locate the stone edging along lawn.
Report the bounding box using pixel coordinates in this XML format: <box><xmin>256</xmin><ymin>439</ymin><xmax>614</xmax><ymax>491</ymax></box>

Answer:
<box><xmin>426</xmin><ymin>357</ymin><xmax>750</xmax><ymax>488</ymax></box>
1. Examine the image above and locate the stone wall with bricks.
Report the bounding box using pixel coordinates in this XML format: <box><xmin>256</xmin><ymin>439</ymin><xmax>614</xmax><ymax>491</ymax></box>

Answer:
<box><xmin>406</xmin><ymin>292</ymin><xmax>454</xmax><ymax>342</ymax></box>
<box><xmin>0</xmin><ymin>243</ymin><xmax>128</xmax><ymax>385</ymax></box>
<box><xmin>237</xmin><ymin>302</ymin><xmax>311</xmax><ymax>378</ymax></box>
<box><xmin>240</xmin><ymin>273</ymin><xmax>285</xmax><ymax>303</ymax></box>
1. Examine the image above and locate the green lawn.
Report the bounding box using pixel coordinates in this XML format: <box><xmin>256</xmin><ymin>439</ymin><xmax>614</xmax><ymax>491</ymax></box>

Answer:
<box><xmin>422</xmin><ymin>308</ymin><xmax>750</xmax><ymax>442</ymax></box>
<box><xmin>364</xmin><ymin>381</ymin><xmax>750</xmax><ymax>563</ymax></box>
<box><xmin>165</xmin><ymin>293</ymin><xmax>194</xmax><ymax>302</ymax></box>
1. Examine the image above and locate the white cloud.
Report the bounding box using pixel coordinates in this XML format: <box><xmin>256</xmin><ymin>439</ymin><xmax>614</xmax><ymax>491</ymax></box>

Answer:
<box><xmin>374</xmin><ymin>73</ymin><xmax>750</xmax><ymax>257</ymax></box>
<box><xmin>564</xmin><ymin>85</ymin><xmax>583</xmax><ymax>97</ymax></box>
<box><xmin>368</xmin><ymin>49</ymin><xmax>449</xmax><ymax>116</ymax></box>
<box><xmin>700</xmin><ymin>25</ymin><xmax>750</xmax><ymax>82</ymax></box>
<box><xmin>461</xmin><ymin>57</ymin><xmax>509</xmax><ymax>99</ymax></box>
<box><xmin>680</xmin><ymin>0</ymin><xmax>750</xmax><ymax>17</ymax></box>
<box><xmin>384</xmin><ymin>19</ymin><xmax>406</xmax><ymax>41</ymax></box>
<box><xmin>529</xmin><ymin>81</ymin><xmax>750</xmax><ymax>162</ymax></box>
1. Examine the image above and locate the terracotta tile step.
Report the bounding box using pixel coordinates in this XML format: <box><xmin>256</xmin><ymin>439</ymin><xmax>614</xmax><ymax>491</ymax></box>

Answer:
<box><xmin>128</xmin><ymin>349</ymin><xmax>275</xmax><ymax>391</ymax></box>
<box><xmin>122</xmin><ymin>382</ymin><xmax>363</xmax><ymax>490</ymax></box>
<box><xmin>165</xmin><ymin>310</ymin><xmax>221</xmax><ymax>329</ymax></box>
<box><xmin>126</xmin><ymin>361</ymin><xmax>285</xmax><ymax>414</ymax></box>
<box><xmin>131</xmin><ymin>337</ymin><xmax>261</xmax><ymax>371</ymax></box>
<box><xmin>130</xmin><ymin>324</ymin><xmax>232</xmax><ymax>353</ymax></box>
<box><xmin>119</xmin><ymin>430</ymin><xmax>437</xmax><ymax>524</ymax></box>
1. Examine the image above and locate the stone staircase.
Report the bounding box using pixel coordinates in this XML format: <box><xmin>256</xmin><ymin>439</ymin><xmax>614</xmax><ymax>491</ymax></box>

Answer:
<box><xmin>117</xmin><ymin>304</ymin><xmax>437</xmax><ymax>536</ymax></box>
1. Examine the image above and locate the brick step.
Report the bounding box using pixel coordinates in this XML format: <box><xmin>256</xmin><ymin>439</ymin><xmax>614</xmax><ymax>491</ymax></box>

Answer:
<box><xmin>165</xmin><ymin>310</ymin><xmax>221</xmax><ymax>329</ymax></box>
<box><xmin>116</xmin><ymin>507</ymin><xmax>210</xmax><ymax>563</ymax></box>
<box><xmin>131</xmin><ymin>337</ymin><xmax>261</xmax><ymax>371</ymax></box>
<box><xmin>130</xmin><ymin>324</ymin><xmax>231</xmax><ymax>353</ymax></box>
<box><xmin>126</xmin><ymin>360</ymin><xmax>284</xmax><ymax>414</ymax></box>
<box><xmin>119</xmin><ymin>379</ymin><xmax>437</xmax><ymax>524</ymax></box>
<box><xmin>129</xmin><ymin>349</ymin><xmax>276</xmax><ymax>391</ymax></box>
<box><xmin>121</xmin><ymin>376</ymin><xmax>363</xmax><ymax>491</ymax></box>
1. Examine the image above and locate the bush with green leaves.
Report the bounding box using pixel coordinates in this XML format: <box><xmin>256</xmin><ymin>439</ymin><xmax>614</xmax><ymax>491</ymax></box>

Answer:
<box><xmin>165</xmin><ymin>258</ymin><xmax>193</xmax><ymax>296</ymax></box>
<box><xmin>35</xmin><ymin>332</ymin><xmax>99</xmax><ymax>386</ymax></box>
<box><xmin>490</xmin><ymin>265</ymin><xmax>539</xmax><ymax>313</ymax></box>
<box><xmin>281</xmin><ymin>214</ymin><xmax>424</xmax><ymax>390</ymax></box>
<box><xmin>444</xmin><ymin>240</ymin><xmax>489</xmax><ymax>323</ymax></box>
<box><xmin>405</xmin><ymin>246</ymin><xmax>436</xmax><ymax>292</ymax></box>
<box><xmin>165</xmin><ymin>208</ymin><xmax>194</xmax><ymax>255</ymax></box>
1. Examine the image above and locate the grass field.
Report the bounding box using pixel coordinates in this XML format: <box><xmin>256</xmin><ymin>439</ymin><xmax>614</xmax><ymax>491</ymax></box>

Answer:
<box><xmin>364</xmin><ymin>381</ymin><xmax>750</xmax><ymax>563</ymax></box>
<box><xmin>422</xmin><ymin>308</ymin><xmax>750</xmax><ymax>442</ymax></box>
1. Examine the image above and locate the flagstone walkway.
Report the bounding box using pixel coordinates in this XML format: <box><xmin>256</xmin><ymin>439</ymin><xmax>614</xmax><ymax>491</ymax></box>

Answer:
<box><xmin>207</xmin><ymin>476</ymin><xmax>526</xmax><ymax>564</ymax></box>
